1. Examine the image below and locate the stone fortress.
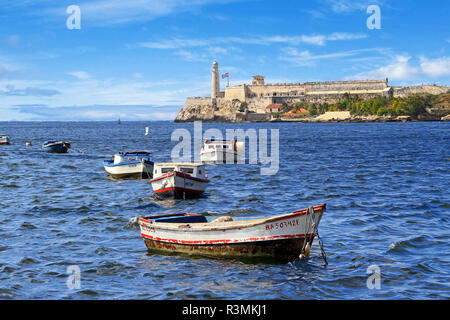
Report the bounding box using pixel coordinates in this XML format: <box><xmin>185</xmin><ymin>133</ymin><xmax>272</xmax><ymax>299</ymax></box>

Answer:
<box><xmin>174</xmin><ymin>60</ymin><xmax>449</xmax><ymax>122</ymax></box>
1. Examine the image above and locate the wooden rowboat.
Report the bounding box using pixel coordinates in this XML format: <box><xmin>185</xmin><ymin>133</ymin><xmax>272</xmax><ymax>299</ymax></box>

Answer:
<box><xmin>138</xmin><ymin>203</ymin><xmax>326</xmax><ymax>262</ymax></box>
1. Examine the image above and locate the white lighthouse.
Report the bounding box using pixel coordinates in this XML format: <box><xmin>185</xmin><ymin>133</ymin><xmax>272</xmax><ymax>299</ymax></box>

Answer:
<box><xmin>211</xmin><ymin>60</ymin><xmax>220</xmax><ymax>99</ymax></box>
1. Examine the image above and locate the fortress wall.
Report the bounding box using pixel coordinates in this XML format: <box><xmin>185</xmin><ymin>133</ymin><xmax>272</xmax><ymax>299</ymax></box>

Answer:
<box><xmin>393</xmin><ymin>85</ymin><xmax>449</xmax><ymax>97</ymax></box>
<box><xmin>242</xmin><ymin>80</ymin><xmax>388</xmax><ymax>99</ymax></box>
<box><xmin>269</xmin><ymin>90</ymin><xmax>391</xmax><ymax>105</ymax></box>
<box><xmin>246</xmin><ymin>85</ymin><xmax>307</xmax><ymax>98</ymax></box>
<box><xmin>224</xmin><ymin>85</ymin><xmax>247</xmax><ymax>101</ymax></box>
<box><xmin>184</xmin><ymin>97</ymin><xmax>213</xmax><ymax>106</ymax></box>
<box><xmin>303</xmin><ymin>80</ymin><xmax>387</xmax><ymax>92</ymax></box>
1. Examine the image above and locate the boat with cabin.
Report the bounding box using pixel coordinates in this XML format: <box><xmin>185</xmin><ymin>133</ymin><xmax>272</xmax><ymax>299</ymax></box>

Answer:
<box><xmin>103</xmin><ymin>151</ymin><xmax>154</xmax><ymax>179</ymax></box>
<box><xmin>200</xmin><ymin>139</ymin><xmax>244</xmax><ymax>164</ymax></box>
<box><xmin>0</xmin><ymin>135</ymin><xmax>11</xmax><ymax>145</ymax></box>
<box><xmin>150</xmin><ymin>162</ymin><xmax>209</xmax><ymax>198</ymax></box>
<box><xmin>138</xmin><ymin>203</ymin><xmax>327</xmax><ymax>262</ymax></box>
<box><xmin>42</xmin><ymin>140</ymin><xmax>71</xmax><ymax>153</ymax></box>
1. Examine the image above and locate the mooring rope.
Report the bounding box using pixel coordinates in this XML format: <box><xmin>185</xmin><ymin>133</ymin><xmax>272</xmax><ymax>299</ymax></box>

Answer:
<box><xmin>299</xmin><ymin>212</ymin><xmax>313</xmax><ymax>259</ymax></box>
<box><xmin>309</xmin><ymin>206</ymin><xmax>328</xmax><ymax>266</ymax></box>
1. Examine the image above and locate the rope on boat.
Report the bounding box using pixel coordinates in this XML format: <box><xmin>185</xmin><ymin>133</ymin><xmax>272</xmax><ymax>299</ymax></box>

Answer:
<box><xmin>299</xmin><ymin>212</ymin><xmax>313</xmax><ymax>259</ymax></box>
<box><xmin>309</xmin><ymin>206</ymin><xmax>328</xmax><ymax>266</ymax></box>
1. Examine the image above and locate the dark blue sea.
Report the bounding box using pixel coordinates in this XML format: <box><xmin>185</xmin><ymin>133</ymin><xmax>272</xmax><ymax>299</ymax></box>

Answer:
<box><xmin>0</xmin><ymin>121</ymin><xmax>449</xmax><ymax>300</ymax></box>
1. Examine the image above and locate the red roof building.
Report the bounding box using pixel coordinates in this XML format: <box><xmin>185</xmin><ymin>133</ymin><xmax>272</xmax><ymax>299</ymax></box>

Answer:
<box><xmin>266</xmin><ymin>103</ymin><xmax>293</xmax><ymax>113</ymax></box>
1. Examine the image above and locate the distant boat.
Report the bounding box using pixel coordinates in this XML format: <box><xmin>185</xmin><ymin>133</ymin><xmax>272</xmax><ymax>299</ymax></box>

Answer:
<box><xmin>118</xmin><ymin>118</ymin><xmax>121</xmax><ymax>124</ymax></box>
<box><xmin>104</xmin><ymin>151</ymin><xmax>154</xmax><ymax>179</ymax></box>
<box><xmin>150</xmin><ymin>162</ymin><xmax>209</xmax><ymax>198</ymax></box>
<box><xmin>138</xmin><ymin>203</ymin><xmax>326</xmax><ymax>262</ymax></box>
<box><xmin>42</xmin><ymin>140</ymin><xmax>71</xmax><ymax>153</ymax></box>
<box><xmin>0</xmin><ymin>135</ymin><xmax>11</xmax><ymax>145</ymax></box>
<box><xmin>200</xmin><ymin>139</ymin><xmax>244</xmax><ymax>164</ymax></box>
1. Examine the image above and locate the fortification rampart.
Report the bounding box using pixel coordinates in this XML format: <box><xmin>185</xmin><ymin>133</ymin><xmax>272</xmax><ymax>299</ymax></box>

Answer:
<box><xmin>393</xmin><ymin>85</ymin><xmax>449</xmax><ymax>97</ymax></box>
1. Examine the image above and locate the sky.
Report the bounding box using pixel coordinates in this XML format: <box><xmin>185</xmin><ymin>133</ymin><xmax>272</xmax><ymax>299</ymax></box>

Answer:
<box><xmin>0</xmin><ymin>0</ymin><xmax>449</xmax><ymax>121</ymax></box>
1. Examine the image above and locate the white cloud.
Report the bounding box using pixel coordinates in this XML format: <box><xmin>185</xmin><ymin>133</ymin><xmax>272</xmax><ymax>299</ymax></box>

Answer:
<box><xmin>68</xmin><ymin>71</ymin><xmax>91</xmax><ymax>80</ymax></box>
<box><xmin>280</xmin><ymin>47</ymin><xmax>387</xmax><ymax>67</ymax></box>
<box><xmin>0</xmin><ymin>58</ymin><xmax>25</xmax><ymax>79</ymax></box>
<box><xmin>139</xmin><ymin>32</ymin><xmax>367</xmax><ymax>51</ymax></box>
<box><xmin>419</xmin><ymin>56</ymin><xmax>450</xmax><ymax>77</ymax></box>
<box><xmin>345</xmin><ymin>55</ymin><xmax>419</xmax><ymax>80</ymax></box>
<box><xmin>43</xmin><ymin>0</ymin><xmax>246</xmax><ymax>26</ymax></box>
<box><xmin>345</xmin><ymin>55</ymin><xmax>450</xmax><ymax>81</ymax></box>
<box><xmin>321</xmin><ymin>0</ymin><xmax>384</xmax><ymax>13</ymax></box>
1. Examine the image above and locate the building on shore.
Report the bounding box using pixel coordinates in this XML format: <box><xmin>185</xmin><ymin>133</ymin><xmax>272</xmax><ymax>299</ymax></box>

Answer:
<box><xmin>175</xmin><ymin>60</ymin><xmax>449</xmax><ymax>122</ymax></box>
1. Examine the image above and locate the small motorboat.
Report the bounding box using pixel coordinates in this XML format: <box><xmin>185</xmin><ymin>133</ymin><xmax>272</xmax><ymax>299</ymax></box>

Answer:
<box><xmin>150</xmin><ymin>162</ymin><xmax>209</xmax><ymax>198</ymax></box>
<box><xmin>0</xmin><ymin>135</ymin><xmax>11</xmax><ymax>145</ymax></box>
<box><xmin>42</xmin><ymin>140</ymin><xmax>71</xmax><ymax>153</ymax></box>
<box><xmin>200</xmin><ymin>139</ymin><xmax>244</xmax><ymax>164</ymax></box>
<box><xmin>138</xmin><ymin>203</ymin><xmax>326</xmax><ymax>262</ymax></box>
<box><xmin>104</xmin><ymin>151</ymin><xmax>154</xmax><ymax>179</ymax></box>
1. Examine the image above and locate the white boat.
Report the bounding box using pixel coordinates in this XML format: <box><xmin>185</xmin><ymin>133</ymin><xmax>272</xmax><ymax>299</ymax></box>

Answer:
<box><xmin>200</xmin><ymin>139</ymin><xmax>244</xmax><ymax>164</ymax></box>
<box><xmin>138</xmin><ymin>203</ymin><xmax>326</xmax><ymax>262</ymax></box>
<box><xmin>0</xmin><ymin>135</ymin><xmax>11</xmax><ymax>145</ymax></box>
<box><xmin>104</xmin><ymin>151</ymin><xmax>154</xmax><ymax>179</ymax></box>
<box><xmin>150</xmin><ymin>163</ymin><xmax>210</xmax><ymax>198</ymax></box>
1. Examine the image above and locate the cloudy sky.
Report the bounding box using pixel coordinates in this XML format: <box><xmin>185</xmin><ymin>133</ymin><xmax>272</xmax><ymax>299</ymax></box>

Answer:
<box><xmin>0</xmin><ymin>0</ymin><xmax>449</xmax><ymax>120</ymax></box>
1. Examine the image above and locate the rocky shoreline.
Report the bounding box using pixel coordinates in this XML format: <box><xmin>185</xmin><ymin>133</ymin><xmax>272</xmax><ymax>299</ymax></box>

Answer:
<box><xmin>174</xmin><ymin>112</ymin><xmax>450</xmax><ymax>123</ymax></box>
<box><xmin>272</xmin><ymin>113</ymin><xmax>450</xmax><ymax>123</ymax></box>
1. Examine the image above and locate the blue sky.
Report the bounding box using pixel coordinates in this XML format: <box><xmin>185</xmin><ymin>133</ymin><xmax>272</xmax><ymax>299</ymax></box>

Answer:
<box><xmin>0</xmin><ymin>0</ymin><xmax>449</xmax><ymax>121</ymax></box>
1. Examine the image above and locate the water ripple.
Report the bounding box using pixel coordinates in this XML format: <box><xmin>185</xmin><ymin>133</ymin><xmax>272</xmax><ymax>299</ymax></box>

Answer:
<box><xmin>0</xmin><ymin>121</ymin><xmax>448</xmax><ymax>299</ymax></box>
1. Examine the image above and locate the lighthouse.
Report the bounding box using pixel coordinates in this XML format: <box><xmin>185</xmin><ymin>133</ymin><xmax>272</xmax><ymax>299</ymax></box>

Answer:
<box><xmin>211</xmin><ymin>60</ymin><xmax>220</xmax><ymax>99</ymax></box>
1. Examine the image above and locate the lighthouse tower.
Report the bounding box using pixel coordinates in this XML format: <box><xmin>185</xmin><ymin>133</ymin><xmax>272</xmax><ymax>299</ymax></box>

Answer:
<box><xmin>211</xmin><ymin>60</ymin><xmax>220</xmax><ymax>99</ymax></box>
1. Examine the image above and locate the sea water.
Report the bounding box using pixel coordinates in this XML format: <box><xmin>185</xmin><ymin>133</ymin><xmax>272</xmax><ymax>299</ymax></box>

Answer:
<box><xmin>0</xmin><ymin>121</ymin><xmax>448</xmax><ymax>299</ymax></box>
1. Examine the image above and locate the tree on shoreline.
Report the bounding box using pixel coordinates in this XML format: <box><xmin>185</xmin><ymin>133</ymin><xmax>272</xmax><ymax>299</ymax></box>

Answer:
<box><xmin>282</xmin><ymin>92</ymin><xmax>444</xmax><ymax>118</ymax></box>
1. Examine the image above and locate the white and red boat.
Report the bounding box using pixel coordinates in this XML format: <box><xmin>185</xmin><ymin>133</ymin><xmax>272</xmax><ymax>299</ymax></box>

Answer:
<box><xmin>150</xmin><ymin>163</ymin><xmax>210</xmax><ymax>199</ymax></box>
<box><xmin>138</xmin><ymin>203</ymin><xmax>326</xmax><ymax>262</ymax></box>
<box><xmin>0</xmin><ymin>135</ymin><xmax>11</xmax><ymax>145</ymax></box>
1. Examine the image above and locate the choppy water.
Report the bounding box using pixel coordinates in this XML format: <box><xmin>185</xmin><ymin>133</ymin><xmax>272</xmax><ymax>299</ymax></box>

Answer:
<box><xmin>0</xmin><ymin>121</ymin><xmax>449</xmax><ymax>300</ymax></box>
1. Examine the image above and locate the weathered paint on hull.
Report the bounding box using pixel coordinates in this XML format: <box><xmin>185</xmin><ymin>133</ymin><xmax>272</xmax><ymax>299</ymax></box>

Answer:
<box><xmin>152</xmin><ymin>171</ymin><xmax>208</xmax><ymax>198</ymax></box>
<box><xmin>139</xmin><ymin>204</ymin><xmax>326</xmax><ymax>262</ymax></box>
<box><xmin>154</xmin><ymin>187</ymin><xmax>203</xmax><ymax>199</ymax></box>
<box><xmin>143</xmin><ymin>237</ymin><xmax>314</xmax><ymax>262</ymax></box>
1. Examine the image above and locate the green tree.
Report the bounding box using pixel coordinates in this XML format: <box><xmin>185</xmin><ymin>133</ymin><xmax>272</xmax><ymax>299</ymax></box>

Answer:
<box><xmin>239</xmin><ymin>102</ymin><xmax>248</xmax><ymax>112</ymax></box>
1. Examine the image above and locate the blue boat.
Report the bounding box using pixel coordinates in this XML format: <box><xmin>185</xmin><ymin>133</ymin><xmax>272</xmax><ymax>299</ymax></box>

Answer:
<box><xmin>103</xmin><ymin>151</ymin><xmax>154</xmax><ymax>179</ymax></box>
<box><xmin>42</xmin><ymin>140</ymin><xmax>71</xmax><ymax>153</ymax></box>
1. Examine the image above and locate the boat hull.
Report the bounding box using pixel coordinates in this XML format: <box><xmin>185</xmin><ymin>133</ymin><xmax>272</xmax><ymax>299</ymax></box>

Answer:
<box><xmin>151</xmin><ymin>171</ymin><xmax>209</xmax><ymax>198</ymax></box>
<box><xmin>104</xmin><ymin>161</ymin><xmax>153</xmax><ymax>179</ymax></box>
<box><xmin>0</xmin><ymin>137</ymin><xmax>11</xmax><ymax>145</ymax></box>
<box><xmin>139</xmin><ymin>204</ymin><xmax>325</xmax><ymax>262</ymax></box>
<box><xmin>142</xmin><ymin>237</ymin><xmax>312</xmax><ymax>262</ymax></box>
<box><xmin>42</xmin><ymin>142</ymin><xmax>70</xmax><ymax>153</ymax></box>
